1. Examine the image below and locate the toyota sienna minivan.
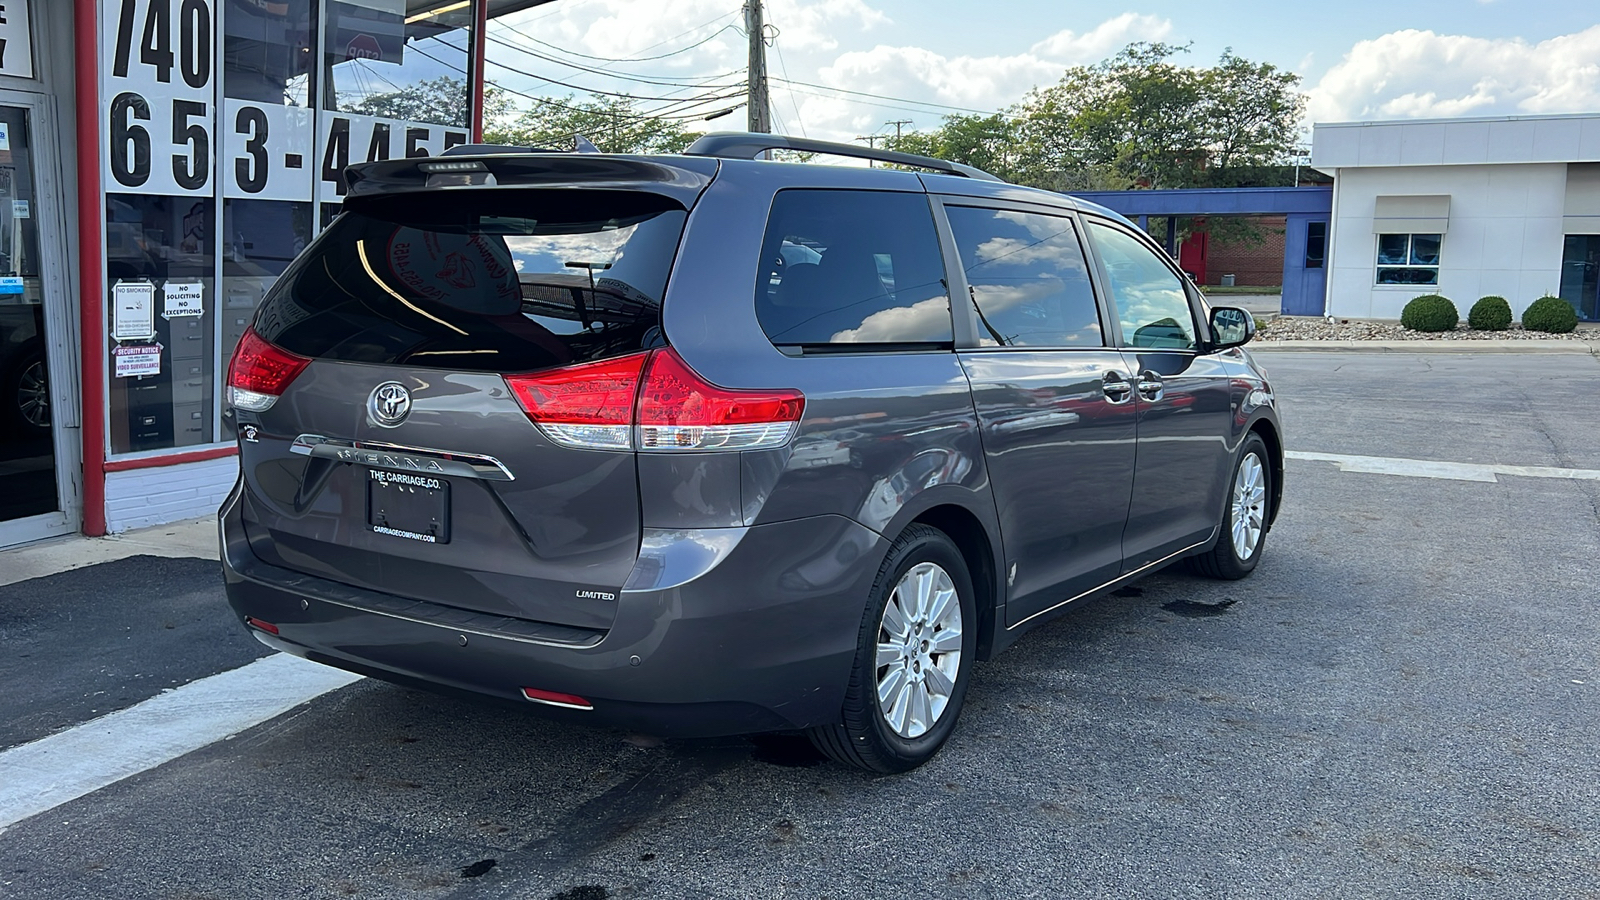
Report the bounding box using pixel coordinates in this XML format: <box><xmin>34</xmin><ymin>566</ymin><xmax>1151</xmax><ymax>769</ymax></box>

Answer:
<box><xmin>219</xmin><ymin>133</ymin><xmax>1282</xmax><ymax>772</ymax></box>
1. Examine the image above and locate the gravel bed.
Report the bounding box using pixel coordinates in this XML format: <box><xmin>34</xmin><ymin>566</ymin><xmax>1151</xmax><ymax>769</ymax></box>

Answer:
<box><xmin>1257</xmin><ymin>316</ymin><xmax>1600</xmax><ymax>341</ymax></box>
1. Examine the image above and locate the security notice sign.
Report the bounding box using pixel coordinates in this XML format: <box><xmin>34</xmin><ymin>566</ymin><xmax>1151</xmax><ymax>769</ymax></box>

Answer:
<box><xmin>0</xmin><ymin>0</ymin><xmax>33</xmax><ymax>79</ymax></box>
<box><xmin>101</xmin><ymin>0</ymin><xmax>216</xmax><ymax>196</ymax></box>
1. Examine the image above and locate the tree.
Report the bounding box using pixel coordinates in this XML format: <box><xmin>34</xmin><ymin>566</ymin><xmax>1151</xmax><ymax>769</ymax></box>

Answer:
<box><xmin>1195</xmin><ymin>50</ymin><xmax>1305</xmax><ymax>185</ymax></box>
<box><xmin>884</xmin><ymin>43</ymin><xmax>1305</xmax><ymax>194</ymax></box>
<box><xmin>341</xmin><ymin>77</ymin><xmax>511</xmax><ymax>130</ymax></box>
<box><xmin>486</xmin><ymin>95</ymin><xmax>695</xmax><ymax>154</ymax></box>
<box><xmin>883</xmin><ymin>113</ymin><xmax>1023</xmax><ymax>183</ymax></box>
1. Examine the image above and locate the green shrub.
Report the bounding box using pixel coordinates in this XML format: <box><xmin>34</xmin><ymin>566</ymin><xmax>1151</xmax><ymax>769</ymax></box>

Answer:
<box><xmin>1467</xmin><ymin>295</ymin><xmax>1513</xmax><ymax>331</ymax></box>
<box><xmin>1521</xmin><ymin>296</ymin><xmax>1579</xmax><ymax>334</ymax></box>
<box><xmin>1400</xmin><ymin>294</ymin><xmax>1459</xmax><ymax>332</ymax></box>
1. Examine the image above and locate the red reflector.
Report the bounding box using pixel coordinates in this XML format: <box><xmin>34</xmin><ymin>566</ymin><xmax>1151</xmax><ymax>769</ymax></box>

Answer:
<box><xmin>520</xmin><ymin>687</ymin><xmax>594</xmax><ymax>710</ymax></box>
<box><xmin>227</xmin><ymin>327</ymin><xmax>311</xmax><ymax>397</ymax></box>
<box><xmin>505</xmin><ymin>352</ymin><xmax>648</xmax><ymax>426</ymax></box>
<box><xmin>637</xmin><ymin>348</ymin><xmax>803</xmax><ymax>427</ymax></box>
<box><xmin>245</xmin><ymin>617</ymin><xmax>280</xmax><ymax>635</ymax></box>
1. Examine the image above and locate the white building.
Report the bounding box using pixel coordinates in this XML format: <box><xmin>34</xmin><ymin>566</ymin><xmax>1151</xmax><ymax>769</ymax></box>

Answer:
<box><xmin>1312</xmin><ymin>114</ymin><xmax>1600</xmax><ymax>322</ymax></box>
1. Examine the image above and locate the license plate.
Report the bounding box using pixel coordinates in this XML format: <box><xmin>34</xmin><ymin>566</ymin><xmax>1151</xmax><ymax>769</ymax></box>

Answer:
<box><xmin>367</xmin><ymin>469</ymin><xmax>450</xmax><ymax>543</ymax></box>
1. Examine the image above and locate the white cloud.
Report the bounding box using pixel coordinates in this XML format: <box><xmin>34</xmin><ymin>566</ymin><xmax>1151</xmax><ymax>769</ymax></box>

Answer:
<box><xmin>1028</xmin><ymin>13</ymin><xmax>1173</xmax><ymax>61</ymax></box>
<box><xmin>766</xmin><ymin>0</ymin><xmax>892</xmax><ymax>52</ymax></box>
<box><xmin>798</xmin><ymin>13</ymin><xmax>1173</xmax><ymax>139</ymax></box>
<box><xmin>1307</xmin><ymin>26</ymin><xmax>1600</xmax><ymax>123</ymax></box>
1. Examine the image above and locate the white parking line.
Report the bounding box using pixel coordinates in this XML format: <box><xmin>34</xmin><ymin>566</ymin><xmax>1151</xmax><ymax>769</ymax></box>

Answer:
<box><xmin>0</xmin><ymin>653</ymin><xmax>361</xmax><ymax>831</ymax></box>
<box><xmin>1288</xmin><ymin>450</ymin><xmax>1600</xmax><ymax>483</ymax></box>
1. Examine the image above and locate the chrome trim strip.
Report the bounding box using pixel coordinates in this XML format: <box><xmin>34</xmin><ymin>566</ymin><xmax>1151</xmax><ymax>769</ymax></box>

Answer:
<box><xmin>290</xmin><ymin>434</ymin><xmax>515</xmax><ymax>482</ymax></box>
<box><xmin>1006</xmin><ymin>536</ymin><xmax>1212</xmax><ymax>631</ymax></box>
<box><xmin>313</xmin><ymin>594</ymin><xmax>602</xmax><ymax>649</ymax></box>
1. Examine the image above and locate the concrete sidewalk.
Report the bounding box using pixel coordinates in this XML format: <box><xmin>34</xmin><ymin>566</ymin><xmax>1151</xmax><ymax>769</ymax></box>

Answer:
<box><xmin>0</xmin><ymin>517</ymin><xmax>218</xmax><ymax>589</ymax></box>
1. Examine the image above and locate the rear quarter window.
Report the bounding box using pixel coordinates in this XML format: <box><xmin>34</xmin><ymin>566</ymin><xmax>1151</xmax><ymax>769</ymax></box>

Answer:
<box><xmin>755</xmin><ymin>190</ymin><xmax>952</xmax><ymax>350</ymax></box>
<box><xmin>253</xmin><ymin>190</ymin><xmax>686</xmax><ymax>372</ymax></box>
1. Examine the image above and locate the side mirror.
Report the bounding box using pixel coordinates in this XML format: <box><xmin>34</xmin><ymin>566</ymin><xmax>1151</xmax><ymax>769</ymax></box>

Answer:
<box><xmin>1209</xmin><ymin>306</ymin><xmax>1256</xmax><ymax>349</ymax></box>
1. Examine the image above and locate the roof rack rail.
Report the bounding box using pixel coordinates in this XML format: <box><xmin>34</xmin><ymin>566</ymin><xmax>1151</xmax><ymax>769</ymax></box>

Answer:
<box><xmin>683</xmin><ymin>132</ymin><xmax>1004</xmax><ymax>182</ymax></box>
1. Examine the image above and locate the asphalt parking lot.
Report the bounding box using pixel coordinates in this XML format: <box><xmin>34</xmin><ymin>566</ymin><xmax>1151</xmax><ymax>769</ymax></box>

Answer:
<box><xmin>2</xmin><ymin>348</ymin><xmax>1598</xmax><ymax>900</ymax></box>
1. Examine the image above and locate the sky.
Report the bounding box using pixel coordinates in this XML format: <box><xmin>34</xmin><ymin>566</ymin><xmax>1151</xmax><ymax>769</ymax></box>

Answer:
<box><xmin>481</xmin><ymin>0</ymin><xmax>1600</xmax><ymax>146</ymax></box>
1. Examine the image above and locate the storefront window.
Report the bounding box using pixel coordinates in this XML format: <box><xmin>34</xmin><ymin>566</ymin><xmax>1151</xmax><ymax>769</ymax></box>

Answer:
<box><xmin>314</xmin><ymin>2</ymin><xmax>472</xmax><ymax>205</ymax></box>
<box><xmin>222</xmin><ymin>199</ymin><xmax>314</xmax><ymax>361</ymax></box>
<box><xmin>223</xmin><ymin>0</ymin><xmax>319</xmax><ymax>394</ymax></box>
<box><xmin>106</xmin><ymin>195</ymin><xmax>216</xmax><ymax>453</ymax></box>
<box><xmin>96</xmin><ymin>0</ymin><xmax>480</xmax><ymax>459</ymax></box>
<box><xmin>321</xmin><ymin>0</ymin><xmax>473</xmax><ymax>128</ymax></box>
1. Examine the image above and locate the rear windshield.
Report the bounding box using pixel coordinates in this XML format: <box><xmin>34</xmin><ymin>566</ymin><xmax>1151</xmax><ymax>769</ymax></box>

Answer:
<box><xmin>253</xmin><ymin>191</ymin><xmax>687</xmax><ymax>372</ymax></box>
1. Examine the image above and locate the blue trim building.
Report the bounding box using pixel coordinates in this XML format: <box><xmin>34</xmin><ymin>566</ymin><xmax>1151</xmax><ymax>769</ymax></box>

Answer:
<box><xmin>1070</xmin><ymin>187</ymin><xmax>1334</xmax><ymax>316</ymax></box>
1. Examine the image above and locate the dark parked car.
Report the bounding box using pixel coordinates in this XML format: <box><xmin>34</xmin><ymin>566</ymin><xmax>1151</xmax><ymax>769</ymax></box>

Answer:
<box><xmin>0</xmin><ymin>300</ymin><xmax>48</xmax><ymax>440</ymax></box>
<box><xmin>219</xmin><ymin>134</ymin><xmax>1282</xmax><ymax>772</ymax></box>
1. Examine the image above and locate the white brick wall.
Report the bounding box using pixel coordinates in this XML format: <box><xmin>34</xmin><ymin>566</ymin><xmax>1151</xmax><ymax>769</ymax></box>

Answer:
<box><xmin>104</xmin><ymin>456</ymin><xmax>240</xmax><ymax>533</ymax></box>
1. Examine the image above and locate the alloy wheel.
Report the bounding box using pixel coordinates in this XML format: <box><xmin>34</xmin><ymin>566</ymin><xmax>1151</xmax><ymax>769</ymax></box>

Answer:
<box><xmin>875</xmin><ymin>561</ymin><xmax>963</xmax><ymax>739</ymax></box>
<box><xmin>1230</xmin><ymin>451</ymin><xmax>1266</xmax><ymax>560</ymax></box>
<box><xmin>18</xmin><ymin>359</ymin><xmax>48</xmax><ymax>428</ymax></box>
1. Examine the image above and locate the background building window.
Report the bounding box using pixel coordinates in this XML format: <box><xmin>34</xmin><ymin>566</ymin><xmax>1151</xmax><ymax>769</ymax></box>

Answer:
<box><xmin>1558</xmin><ymin>235</ymin><xmax>1600</xmax><ymax>321</ymax></box>
<box><xmin>1376</xmin><ymin>233</ymin><xmax>1441</xmax><ymax>285</ymax></box>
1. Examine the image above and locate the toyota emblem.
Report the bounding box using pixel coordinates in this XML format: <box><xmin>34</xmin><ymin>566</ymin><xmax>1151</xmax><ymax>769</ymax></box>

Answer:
<box><xmin>369</xmin><ymin>382</ymin><xmax>412</xmax><ymax>427</ymax></box>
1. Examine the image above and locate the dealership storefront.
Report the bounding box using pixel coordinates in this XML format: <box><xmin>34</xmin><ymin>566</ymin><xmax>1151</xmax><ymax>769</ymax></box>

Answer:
<box><xmin>0</xmin><ymin>0</ymin><xmax>536</xmax><ymax>549</ymax></box>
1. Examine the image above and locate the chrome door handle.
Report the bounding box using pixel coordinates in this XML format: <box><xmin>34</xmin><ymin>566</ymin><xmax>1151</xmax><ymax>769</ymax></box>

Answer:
<box><xmin>1137</xmin><ymin>371</ymin><xmax>1164</xmax><ymax>401</ymax></box>
<box><xmin>1102</xmin><ymin>371</ymin><xmax>1133</xmax><ymax>404</ymax></box>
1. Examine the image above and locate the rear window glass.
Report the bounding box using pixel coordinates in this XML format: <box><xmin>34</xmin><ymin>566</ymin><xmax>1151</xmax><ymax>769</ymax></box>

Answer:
<box><xmin>755</xmin><ymin>190</ymin><xmax>951</xmax><ymax>348</ymax></box>
<box><xmin>253</xmin><ymin>191</ymin><xmax>686</xmax><ymax>372</ymax></box>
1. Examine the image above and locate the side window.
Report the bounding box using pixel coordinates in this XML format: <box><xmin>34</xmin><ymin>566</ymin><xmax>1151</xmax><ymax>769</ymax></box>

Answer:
<box><xmin>1087</xmin><ymin>221</ymin><xmax>1198</xmax><ymax>351</ymax></box>
<box><xmin>755</xmin><ymin>190</ymin><xmax>952</xmax><ymax>348</ymax></box>
<box><xmin>945</xmin><ymin>206</ymin><xmax>1103</xmax><ymax>348</ymax></box>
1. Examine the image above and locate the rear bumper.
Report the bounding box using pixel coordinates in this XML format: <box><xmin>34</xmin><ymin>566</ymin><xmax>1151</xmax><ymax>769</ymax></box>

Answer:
<box><xmin>218</xmin><ymin>483</ymin><xmax>885</xmax><ymax>736</ymax></box>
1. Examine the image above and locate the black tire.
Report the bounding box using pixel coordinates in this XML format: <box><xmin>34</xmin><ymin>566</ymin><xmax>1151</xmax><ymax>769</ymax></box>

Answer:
<box><xmin>808</xmin><ymin>524</ymin><xmax>977</xmax><ymax>773</ymax></box>
<box><xmin>1192</xmin><ymin>433</ymin><xmax>1271</xmax><ymax>580</ymax></box>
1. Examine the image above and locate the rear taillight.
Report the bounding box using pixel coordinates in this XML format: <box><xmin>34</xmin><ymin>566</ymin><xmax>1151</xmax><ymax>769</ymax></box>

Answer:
<box><xmin>505</xmin><ymin>352</ymin><xmax>649</xmax><ymax>450</ymax></box>
<box><xmin>505</xmin><ymin>348</ymin><xmax>804</xmax><ymax>452</ymax></box>
<box><xmin>226</xmin><ymin>327</ymin><xmax>310</xmax><ymax>412</ymax></box>
<box><xmin>636</xmin><ymin>349</ymin><xmax>804</xmax><ymax>451</ymax></box>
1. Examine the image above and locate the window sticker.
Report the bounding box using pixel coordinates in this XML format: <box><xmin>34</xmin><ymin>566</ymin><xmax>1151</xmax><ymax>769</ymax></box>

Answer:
<box><xmin>112</xmin><ymin>282</ymin><xmax>158</xmax><ymax>341</ymax></box>
<box><xmin>162</xmin><ymin>281</ymin><xmax>205</xmax><ymax>318</ymax></box>
<box><xmin>113</xmin><ymin>343</ymin><xmax>163</xmax><ymax>378</ymax></box>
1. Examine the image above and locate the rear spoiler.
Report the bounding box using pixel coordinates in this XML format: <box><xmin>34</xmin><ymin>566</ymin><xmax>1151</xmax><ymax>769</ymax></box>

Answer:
<box><xmin>343</xmin><ymin>154</ymin><xmax>719</xmax><ymax>207</ymax></box>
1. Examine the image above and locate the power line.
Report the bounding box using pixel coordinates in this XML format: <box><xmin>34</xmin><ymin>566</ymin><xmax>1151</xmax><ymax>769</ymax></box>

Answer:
<box><xmin>436</xmin><ymin>36</ymin><xmax>744</xmax><ymax>103</ymax></box>
<box><xmin>491</xmin><ymin>14</ymin><xmax>740</xmax><ymax>65</ymax></box>
<box><xmin>480</xmin><ymin>31</ymin><xmax>746</xmax><ymax>88</ymax></box>
<box><xmin>405</xmin><ymin>42</ymin><xmax>742</xmax><ymax>124</ymax></box>
<box><xmin>772</xmin><ymin>39</ymin><xmax>806</xmax><ymax>137</ymax></box>
<box><xmin>769</xmin><ymin>76</ymin><xmax>1020</xmax><ymax>119</ymax></box>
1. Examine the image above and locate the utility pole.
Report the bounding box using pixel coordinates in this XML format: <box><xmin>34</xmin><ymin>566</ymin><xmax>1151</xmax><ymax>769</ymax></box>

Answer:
<box><xmin>855</xmin><ymin>134</ymin><xmax>880</xmax><ymax>165</ymax></box>
<box><xmin>744</xmin><ymin>1</ymin><xmax>772</xmax><ymax>134</ymax></box>
<box><xmin>886</xmin><ymin>119</ymin><xmax>912</xmax><ymax>141</ymax></box>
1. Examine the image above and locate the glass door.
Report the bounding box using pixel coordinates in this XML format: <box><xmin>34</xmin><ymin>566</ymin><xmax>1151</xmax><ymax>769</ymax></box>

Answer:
<box><xmin>1559</xmin><ymin>235</ymin><xmax>1600</xmax><ymax>321</ymax></box>
<box><xmin>0</xmin><ymin>95</ymin><xmax>76</xmax><ymax>546</ymax></box>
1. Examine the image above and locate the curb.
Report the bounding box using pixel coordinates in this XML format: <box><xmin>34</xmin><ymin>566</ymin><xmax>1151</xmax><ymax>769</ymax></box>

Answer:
<box><xmin>1252</xmin><ymin>340</ymin><xmax>1600</xmax><ymax>354</ymax></box>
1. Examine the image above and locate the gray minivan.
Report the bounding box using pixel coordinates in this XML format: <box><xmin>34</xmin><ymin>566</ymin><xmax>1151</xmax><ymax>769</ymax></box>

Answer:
<box><xmin>219</xmin><ymin>134</ymin><xmax>1282</xmax><ymax>772</ymax></box>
